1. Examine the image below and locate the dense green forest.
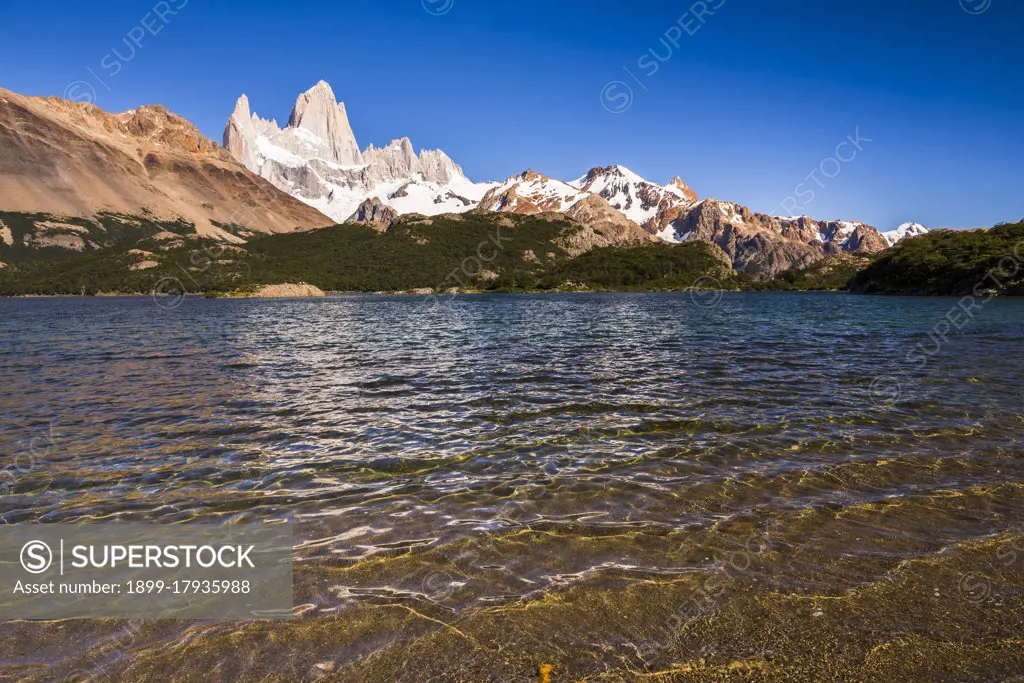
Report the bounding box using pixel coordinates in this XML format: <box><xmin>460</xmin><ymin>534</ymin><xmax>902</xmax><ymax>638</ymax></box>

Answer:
<box><xmin>532</xmin><ymin>242</ymin><xmax>741</xmax><ymax>291</ymax></box>
<box><xmin>2</xmin><ymin>211</ymin><xmax>1021</xmax><ymax>297</ymax></box>
<box><xmin>240</xmin><ymin>214</ymin><xmax>571</xmax><ymax>292</ymax></box>
<box><xmin>756</xmin><ymin>254</ymin><xmax>874</xmax><ymax>292</ymax></box>
<box><xmin>0</xmin><ymin>212</ymin><xmax>733</xmax><ymax>296</ymax></box>
<box><xmin>848</xmin><ymin>221</ymin><xmax>1024</xmax><ymax>295</ymax></box>
<box><xmin>0</xmin><ymin>211</ymin><xmax>197</xmax><ymax>263</ymax></box>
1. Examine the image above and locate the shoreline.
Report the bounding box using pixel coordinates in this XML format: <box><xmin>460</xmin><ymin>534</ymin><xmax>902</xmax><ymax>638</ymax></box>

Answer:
<box><xmin>3</xmin><ymin>289</ymin><xmax>1022</xmax><ymax>300</ymax></box>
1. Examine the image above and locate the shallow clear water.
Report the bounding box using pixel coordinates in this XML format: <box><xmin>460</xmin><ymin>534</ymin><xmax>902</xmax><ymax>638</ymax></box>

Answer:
<box><xmin>1</xmin><ymin>292</ymin><xmax>1022</xmax><ymax>681</ymax></box>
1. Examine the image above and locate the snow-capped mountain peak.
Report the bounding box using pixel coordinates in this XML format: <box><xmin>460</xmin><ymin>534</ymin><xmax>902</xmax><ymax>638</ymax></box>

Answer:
<box><xmin>223</xmin><ymin>81</ymin><xmax>493</xmax><ymax>222</ymax></box>
<box><xmin>285</xmin><ymin>80</ymin><xmax>363</xmax><ymax>165</ymax></box>
<box><xmin>571</xmin><ymin>164</ymin><xmax>646</xmax><ymax>188</ymax></box>
<box><xmin>571</xmin><ymin>165</ymin><xmax>699</xmax><ymax>231</ymax></box>
<box><xmin>476</xmin><ymin>169</ymin><xmax>654</xmax><ymax>252</ymax></box>
<box><xmin>478</xmin><ymin>170</ymin><xmax>589</xmax><ymax>214</ymax></box>
<box><xmin>881</xmin><ymin>222</ymin><xmax>929</xmax><ymax>246</ymax></box>
<box><xmin>666</xmin><ymin>177</ymin><xmax>699</xmax><ymax>203</ymax></box>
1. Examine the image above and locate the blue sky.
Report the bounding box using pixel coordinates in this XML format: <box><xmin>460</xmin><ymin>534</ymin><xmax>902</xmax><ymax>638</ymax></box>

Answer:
<box><xmin>1</xmin><ymin>0</ymin><xmax>1021</xmax><ymax>229</ymax></box>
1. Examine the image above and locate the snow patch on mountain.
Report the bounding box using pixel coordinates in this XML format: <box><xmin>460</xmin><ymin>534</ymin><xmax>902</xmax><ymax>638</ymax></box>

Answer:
<box><xmin>370</xmin><ymin>174</ymin><xmax>495</xmax><ymax>215</ymax></box>
<box><xmin>654</xmin><ymin>224</ymin><xmax>683</xmax><ymax>243</ymax></box>
<box><xmin>882</xmin><ymin>222</ymin><xmax>929</xmax><ymax>246</ymax></box>
<box><xmin>478</xmin><ymin>171</ymin><xmax>590</xmax><ymax>214</ymax></box>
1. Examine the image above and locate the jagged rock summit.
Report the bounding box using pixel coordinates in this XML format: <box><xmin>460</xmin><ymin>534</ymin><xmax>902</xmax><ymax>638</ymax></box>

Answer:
<box><xmin>224</xmin><ymin>82</ymin><xmax>362</xmax><ymax>170</ymax></box>
<box><xmin>478</xmin><ymin>170</ymin><xmax>591</xmax><ymax>214</ymax></box>
<box><xmin>224</xmin><ymin>81</ymin><xmax>495</xmax><ymax>222</ymax></box>
<box><xmin>287</xmin><ymin>81</ymin><xmax>363</xmax><ymax>165</ymax></box>
<box><xmin>668</xmin><ymin>177</ymin><xmax>699</xmax><ymax>203</ymax></box>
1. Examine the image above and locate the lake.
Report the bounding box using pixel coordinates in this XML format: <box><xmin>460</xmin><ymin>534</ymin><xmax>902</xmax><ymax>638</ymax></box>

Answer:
<box><xmin>1</xmin><ymin>292</ymin><xmax>1022</xmax><ymax>681</ymax></box>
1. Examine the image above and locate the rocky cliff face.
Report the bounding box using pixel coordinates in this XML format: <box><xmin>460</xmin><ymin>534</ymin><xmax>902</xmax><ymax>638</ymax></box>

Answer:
<box><xmin>287</xmin><ymin>81</ymin><xmax>363</xmax><ymax>165</ymax></box>
<box><xmin>223</xmin><ymin>82</ymin><xmax>495</xmax><ymax>222</ymax></box>
<box><xmin>561</xmin><ymin>195</ymin><xmax>657</xmax><ymax>256</ymax></box>
<box><xmin>663</xmin><ymin>199</ymin><xmax>888</xmax><ymax>277</ymax></box>
<box><xmin>668</xmin><ymin>200</ymin><xmax>819</xmax><ymax>277</ymax></box>
<box><xmin>346</xmin><ymin>197</ymin><xmax>398</xmax><ymax>229</ymax></box>
<box><xmin>0</xmin><ymin>87</ymin><xmax>332</xmax><ymax>239</ymax></box>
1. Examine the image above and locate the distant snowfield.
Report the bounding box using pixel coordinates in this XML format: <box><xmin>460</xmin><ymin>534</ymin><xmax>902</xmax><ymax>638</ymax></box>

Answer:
<box><xmin>299</xmin><ymin>173</ymin><xmax>496</xmax><ymax>223</ymax></box>
<box><xmin>881</xmin><ymin>222</ymin><xmax>930</xmax><ymax>246</ymax></box>
<box><xmin>371</xmin><ymin>175</ymin><xmax>498</xmax><ymax>216</ymax></box>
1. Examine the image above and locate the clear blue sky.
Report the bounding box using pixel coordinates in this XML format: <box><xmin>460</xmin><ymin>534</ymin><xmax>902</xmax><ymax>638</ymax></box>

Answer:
<box><xmin>1</xmin><ymin>0</ymin><xmax>1021</xmax><ymax>230</ymax></box>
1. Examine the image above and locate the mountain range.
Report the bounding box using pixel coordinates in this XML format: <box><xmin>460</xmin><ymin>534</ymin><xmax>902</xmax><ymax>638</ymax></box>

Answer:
<box><xmin>222</xmin><ymin>82</ymin><xmax>927</xmax><ymax>277</ymax></box>
<box><xmin>0</xmin><ymin>81</ymin><xmax>931</xmax><ymax>278</ymax></box>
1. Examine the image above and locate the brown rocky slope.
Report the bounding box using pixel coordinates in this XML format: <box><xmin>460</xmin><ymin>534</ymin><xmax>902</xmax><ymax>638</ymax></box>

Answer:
<box><xmin>0</xmin><ymin>87</ymin><xmax>333</xmax><ymax>239</ymax></box>
<box><xmin>480</xmin><ymin>167</ymin><xmax>889</xmax><ymax>278</ymax></box>
<box><xmin>663</xmin><ymin>198</ymin><xmax>888</xmax><ymax>277</ymax></box>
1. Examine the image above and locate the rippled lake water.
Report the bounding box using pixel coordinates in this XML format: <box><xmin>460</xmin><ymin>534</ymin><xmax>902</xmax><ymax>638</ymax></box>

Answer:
<box><xmin>1</xmin><ymin>292</ymin><xmax>1022</xmax><ymax>681</ymax></box>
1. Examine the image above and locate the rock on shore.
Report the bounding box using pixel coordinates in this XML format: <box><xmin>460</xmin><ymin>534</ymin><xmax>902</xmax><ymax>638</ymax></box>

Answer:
<box><xmin>251</xmin><ymin>283</ymin><xmax>326</xmax><ymax>298</ymax></box>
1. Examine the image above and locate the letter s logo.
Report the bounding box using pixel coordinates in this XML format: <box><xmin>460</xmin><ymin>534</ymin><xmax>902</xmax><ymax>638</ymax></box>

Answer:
<box><xmin>20</xmin><ymin>540</ymin><xmax>52</xmax><ymax>574</ymax></box>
